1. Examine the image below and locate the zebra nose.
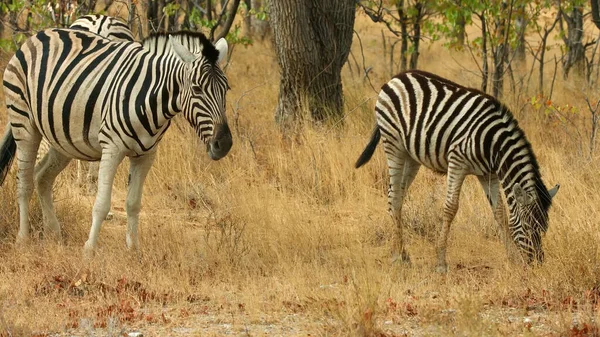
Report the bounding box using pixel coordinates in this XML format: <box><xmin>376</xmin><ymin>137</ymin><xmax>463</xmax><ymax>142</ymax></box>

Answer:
<box><xmin>208</xmin><ymin>123</ymin><xmax>232</xmax><ymax>160</ymax></box>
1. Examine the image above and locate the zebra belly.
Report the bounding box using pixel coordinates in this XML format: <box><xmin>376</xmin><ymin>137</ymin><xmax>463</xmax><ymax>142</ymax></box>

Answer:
<box><xmin>41</xmin><ymin>136</ymin><xmax>102</xmax><ymax>161</ymax></box>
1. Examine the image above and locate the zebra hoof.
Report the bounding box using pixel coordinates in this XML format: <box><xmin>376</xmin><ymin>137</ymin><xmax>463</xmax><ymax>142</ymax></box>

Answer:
<box><xmin>391</xmin><ymin>251</ymin><xmax>411</xmax><ymax>265</ymax></box>
<box><xmin>83</xmin><ymin>241</ymin><xmax>96</xmax><ymax>259</ymax></box>
<box><xmin>435</xmin><ymin>264</ymin><xmax>448</xmax><ymax>274</ymax></box>
<box><xmin>105</xmin><ymin>211</ymin><xmax>114</xmax><ymax>221</ymax></box>
<box><xmin>15</xmin><ymin>234</ymin><xmax>29</xmax><ymax>246</ymax></box>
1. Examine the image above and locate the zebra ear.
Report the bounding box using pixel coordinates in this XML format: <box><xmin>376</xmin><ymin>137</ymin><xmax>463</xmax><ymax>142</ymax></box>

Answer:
<box><xmin>548</xmin><ymin>184</ymin><xmax>560</xmax><ymax>199</ymax></box>
<box><xmin>169</xmin><ymin>35</ymin><xmax>196</xmax><ymax>64</ymax></box>
<box><xmin>513</xmin><ymin>184</ymin><xmax>534</xmax><ymax>206</ymax></box>
<box><xmin>214</xmin><ymin>38</ymin><xmax>228</xmax><ymax>64</ymax></box>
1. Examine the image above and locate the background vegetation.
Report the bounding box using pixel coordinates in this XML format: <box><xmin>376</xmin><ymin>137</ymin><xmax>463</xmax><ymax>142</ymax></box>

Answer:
<box><xmin>0</xmin><ymin>0</ymin><xmax>599</xmax><ymax>336</ymax></box>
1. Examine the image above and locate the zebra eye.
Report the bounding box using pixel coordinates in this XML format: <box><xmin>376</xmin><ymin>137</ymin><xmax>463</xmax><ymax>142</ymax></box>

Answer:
<box><xmin>192</xmin><ymin>85</ymin><xmax>203</xmax><ymax>96</ymax></box>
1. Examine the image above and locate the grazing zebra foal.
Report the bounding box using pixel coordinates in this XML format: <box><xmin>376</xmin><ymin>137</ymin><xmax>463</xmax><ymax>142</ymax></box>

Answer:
<box><xmin>356</xmin><ymin>70</ymin><xmax>559</xmax><ymax>273</ymax></box>
<box><xmin>0</xmin><ymin>28</ymin><xmax>231</xmax><ymax>254</ymax></box>
<box><xmin>37</xmin><ymin>14</ymin><xmax>135</xmax><ymax>195</ymax></box>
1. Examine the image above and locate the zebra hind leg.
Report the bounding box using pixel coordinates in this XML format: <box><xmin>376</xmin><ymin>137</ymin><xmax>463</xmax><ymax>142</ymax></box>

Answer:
<box><xmin>384</xmin><ymin>143</ymin><xmax>412</xmax><ymax>264</ymax></box>
<box><xmin>436</xmin><ymin>160</ymin><xmax>467</xmax><ymax>273</ymax></box>
<box><xmin>35</xmin><ymin>148</ymin><xmax>72</xmax><ymax>240</ymax></box>
<box><xmin>125</xmin><ymin>152</ymin><xmax>156</xmax><ymax>251</ymax></box>
<box><xmin>15</xmin><ymin>136</ymin><xmax>42</xmax><ymax>243</ymax></box>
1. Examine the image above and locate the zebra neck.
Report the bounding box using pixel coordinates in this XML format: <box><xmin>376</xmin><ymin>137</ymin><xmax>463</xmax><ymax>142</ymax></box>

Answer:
<box><xmin>494</xmin><ymin>128</ymin><xmax>545</xmax><ymax>209</ymax></box>
<box><xmin>147</xmin><ymin>54</ymin><xmax>185</xmax><ymax>126</ymax></box>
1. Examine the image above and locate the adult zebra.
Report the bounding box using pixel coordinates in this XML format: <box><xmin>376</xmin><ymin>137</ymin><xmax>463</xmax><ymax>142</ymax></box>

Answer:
<box><xmin>0</xmin><ymin>28</ymin><xmax>231</xmax><ymax>254</ymax></box>
<box><xmin>37</xmin><ymin>14</ymin><xmax>135</xmax><ymax>194</ymax></box>
<box><xmin>355</xmin><ymin>70</ymin><xmax>559</xmax><ymax>273</ymax></box>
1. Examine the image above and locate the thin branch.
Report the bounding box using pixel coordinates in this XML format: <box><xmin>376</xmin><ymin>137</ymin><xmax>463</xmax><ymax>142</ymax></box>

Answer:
<box><xmin>353</xmin><ymin>29</ymin><xmax>378</xmax><ymax>94</ymax></box>
<box><xmin>214</xmin><ymin>0</ymin><xmax>241</xmax><ymax>41</ymax></box>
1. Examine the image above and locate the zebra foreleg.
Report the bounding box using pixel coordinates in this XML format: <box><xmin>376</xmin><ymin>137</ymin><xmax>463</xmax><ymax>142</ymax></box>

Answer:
<box><xmin>35</xmin><ymin>148</ymin><xmax>72</xmax><ymax>240</ymax></box>
<box><xmin>14</xmin><ymin>135</ymin><xmax>42</xmax><ymax>243</ymax></box>
<box><xmin>125</xmin><ymin>152</ymin><xmax>156</xmax><ymax>251</ymax></box>
<box><xmin>436</xmin><ymin>161</ymin><xmax>467</xmax><ymax>273</ymax></box>
<box><xmin>83</xmin><ymin>149</ymin><xmax>125</xmax><ymax>254</ymax></box>
<box><xmin>477</xmin><ymin>175</ymin><xmax>520</xmax><ymax>263</ymax></box>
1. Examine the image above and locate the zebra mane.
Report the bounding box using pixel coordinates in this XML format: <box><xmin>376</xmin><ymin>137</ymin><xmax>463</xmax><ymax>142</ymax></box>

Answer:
<box><xmin>142</xmin><ymin>31</ymin><xmax>219</xmax><ymax>64</ymax></box>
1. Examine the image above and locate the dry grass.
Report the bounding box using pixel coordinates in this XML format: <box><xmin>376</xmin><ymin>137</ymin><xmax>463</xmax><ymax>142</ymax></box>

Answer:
<box><xmin>0</xmin><ymin>14</ymin><xmax>600</xmax><ymax>336</ymax></box>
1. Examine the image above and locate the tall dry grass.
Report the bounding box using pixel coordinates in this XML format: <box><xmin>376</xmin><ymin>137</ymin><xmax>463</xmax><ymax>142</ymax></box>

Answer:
<box><xmin>0</xmin><ymin>14</ymin><xmax>599</xmax><ymax>336</ymax></box>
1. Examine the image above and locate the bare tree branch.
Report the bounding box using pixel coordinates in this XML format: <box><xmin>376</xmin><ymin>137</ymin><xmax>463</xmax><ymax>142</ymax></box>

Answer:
<box><xmin>209</xmin><ymin>0</ymin><xmax>241</xmax><ymax>41</ymax></box>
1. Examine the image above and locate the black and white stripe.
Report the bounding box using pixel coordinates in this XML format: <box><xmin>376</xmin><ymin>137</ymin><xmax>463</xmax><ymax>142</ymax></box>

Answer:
<box><xmin>356</xmin><ymin>70</ymin><xmax>559</xmax><ymax>272</ymax></box>
<box><xmin>37</xmin><ymin>15</ymin><xmax>135</xmax><ymax>194</ymax></box>
<box><xmin>69</xmin><ymin>14</ymin><xmax>135</xmax><ymax>42</ymax></box>
<box><xmin>1</xmin><ymin>28</ymin><xmax>231</xmax><ymax>253</ymax></box>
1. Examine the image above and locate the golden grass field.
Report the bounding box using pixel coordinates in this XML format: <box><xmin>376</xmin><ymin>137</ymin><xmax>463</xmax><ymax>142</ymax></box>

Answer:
<box><xmin>0</xmin><ymin>13</ymin><xmax>600</xmax><ymax>336</ymax></box>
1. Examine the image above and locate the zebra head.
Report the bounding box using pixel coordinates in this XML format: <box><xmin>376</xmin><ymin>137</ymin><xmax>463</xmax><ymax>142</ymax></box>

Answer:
<box><xmin>511</xmin><ymin>182</ymin><xmax>560</xmax><ymax>264</ymax></box>
<box><xmin>170</xmin><ymin>35</ymin><xmax>232</xmax><ymax>160</ymax></box>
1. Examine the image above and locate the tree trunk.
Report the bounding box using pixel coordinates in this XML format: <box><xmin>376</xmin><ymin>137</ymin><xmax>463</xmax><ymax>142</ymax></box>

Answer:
<box><xmin>562</xmin><ymin>5</ymin><xmax>585</xmax><ymax>79</ymax></box>
<box><xmin>514</xmin><ymin>3</ymin><xmax>526</xmax><ymax>62</ymax></box>
<box><xmin>147</xmin><ymin>0</ymin><xmax>159</xmax><ymax>33</ymax></box>
<box><xmin>480</xmin><ymin>13</ymin><xmax>488</xmax><ymax>93</ymax></box>
<box><xmin>207</xmin><ymin>0</ymin><xmax>213</xmax><ymax>21</ymax></box>
<box><xmin>409</xmin><ymin>2</ymin><xmax>422</xmax><ymax>70</ymax></box>
<box><xmin>492</xmin><ymin>1</ymin><xmax>509</xmax><ymax>99</ymax></box>
<box><xmin>592</xmin><ymin>0</ymin><xmax>600</xmax><ymax>30</ymax></box>
<box><xmin>242</xmin><ymin>0</ymin><xmax>252</xmax><ymax>36</ymax></box>
<box><xmin>397</xmin><ymin>1</ymin><xmax>409</xmax><ymax>72</ymax></box>
<box><xmin>269</xmin><ymin>0</ymin><xmax>355</xmax><ymax>125</ymax></box>
<box><xmin>455</xmin><ymin>11</ymin><xmax>465</xmax><ymax>47</ymax></box>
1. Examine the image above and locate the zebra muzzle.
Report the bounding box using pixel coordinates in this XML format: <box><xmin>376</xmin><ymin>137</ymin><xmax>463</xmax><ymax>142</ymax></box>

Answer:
<box><xmin>208</xmin><ymin>123</ymin><xmax>232</xmax><ymax>160</ymax></box>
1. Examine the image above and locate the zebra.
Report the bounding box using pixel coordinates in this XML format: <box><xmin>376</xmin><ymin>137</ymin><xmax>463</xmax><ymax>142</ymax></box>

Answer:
<box><xmin>39</xmin><ymin>16</ymin><xmax>219</xmax><ymax>194</ymax></box>
<box><xmin>37</xmin><ymin>14</ymin><xmax>135</xmax><ymax>195</ymax></box>
<box><xmin>0</xmin><ymin>28</ymin><xmax>231</xmax><ymax>255</ymax></box>
<box><xmin>355</xmin><ymin>70</ymin><xmax>559</xmax><ymax>273</ymax></box>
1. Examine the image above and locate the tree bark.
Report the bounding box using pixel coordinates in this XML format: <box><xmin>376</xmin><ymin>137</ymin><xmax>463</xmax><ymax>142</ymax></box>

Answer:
<box><xmin>147</xmin><ymin>0</ymin><xmax>159</xmax><ymax>33</ymax></box>
<box><xmin>592</xmin><ymin>0</ymin><xmax>600</xmax><ymax>30</ymax></box>
<box><xmin>561</xmin><ymin>5</ymin><xmax>585</xmax><ymax>79</ymax></box>
<box><xmin>409</xmin><ymin>2</ymin><xmax>423</xmax><ymax>70</ymax></box>
<box><xmin>268</xmin><ymin>0</ymin><xmax>356</xmax><ymax>125</ymax></box>
<box><xmin>492</xmin><ymin>1</ymin><xmax>508</xmax><ymax>99</ymax></box>
<box><xmin>397</xmin><ymin>0</ymin><xmax>409</xmax><ymax>72</ymax></box>
<box><xmin>242</xmin><ymin>0</ymin><xmax>252</xmax><ymax>36</ymax></box>
<box><xmin>455</xmin><ymin>11</ymin><xmax>465</xmax><ymax>47</ymax></box>
<box><xmin>207</xmin><ymin>0</ymin><xmax>213</xmax><ymax>21</ymax></box>
<box><xmin>479</xmin><ymin>12</ymin><xmax>489</xmax><ymax>93</ymax></box>
<box><xmin>514</xmin><ymin>3</ymin><xmax>527</xmax><ymax>62</ymax></box>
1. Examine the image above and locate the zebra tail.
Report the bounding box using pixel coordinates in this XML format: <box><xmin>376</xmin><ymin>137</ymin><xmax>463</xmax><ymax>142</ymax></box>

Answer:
<box><xmin>0</xmin><ymin>125</ymin><xmax>16</xmax><ymax>186</ymax></box>
<box><xmin>355</xmin><ymin>126</ymin><xmax>381</xmax><ymax>168</ymax></box>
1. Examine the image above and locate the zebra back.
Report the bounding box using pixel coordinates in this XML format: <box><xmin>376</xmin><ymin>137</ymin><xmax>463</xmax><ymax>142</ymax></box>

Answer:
<box><xmin>70</xmin><ymin>14</ymin><xmax>134</xmax><ymax>42</ymax></box>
